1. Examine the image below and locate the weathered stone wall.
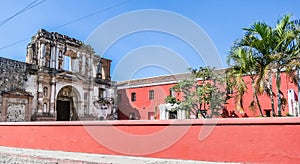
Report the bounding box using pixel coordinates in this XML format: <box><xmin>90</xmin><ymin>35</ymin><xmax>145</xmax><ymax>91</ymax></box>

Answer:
<box><xmin>0</xmin><ymin>57</ymin><xmax>28</xmax><ymax>92</ymax></box>
<box><xmin>0</xmin><ymin>57</ymin><xmax>36</xmax><ymax>121</ymax></box>
<box><xmin>0</xmin><ymin>29</ymin><xmax>116</xmax><ymax>122</ymax></box>
<box><xmin>6</xmin><ymin>98</ymin><xmax>27</xmax><ymax>122</ymax></box>
<box><xmin>23</xmin><ymin>75</ymin><xmax>38</xmax><ymax>113</ymax></box>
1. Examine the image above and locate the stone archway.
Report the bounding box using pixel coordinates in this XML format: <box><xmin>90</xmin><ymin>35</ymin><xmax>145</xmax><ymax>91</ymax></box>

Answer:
<box><xmin>56</xmin><ymin>86</ymin><xmax>80</xmax><ymax>121</ymax></box>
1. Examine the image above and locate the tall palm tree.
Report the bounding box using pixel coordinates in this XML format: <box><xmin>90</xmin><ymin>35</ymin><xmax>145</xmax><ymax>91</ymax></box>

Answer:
<box><xmin>232</xmin><ymin>14</ymin><xmax>300</xmax><ymax>117</ymax></box>
<box><xmin>227</xmin><ymin>47</ymin><xmax>264</xmax><ymax>116</ymax></box>
<box><xmin>238</xmin><ymin>21</ymin><xmax>275</xmax><ymax>116</ymax></box>
<box><xmin>271</xmin><ymin>15</ymin><xmax>300</xmax><ymax>116</ymax></box>
<box><xmin>294</xmin><ymin>21</ymin><xmax>300</xmax><ymax>115</ymax></box>
<box><xmin>226</xmin><ymin>48</ymin><xmax>247</xmax><ymax>113</ymax></box>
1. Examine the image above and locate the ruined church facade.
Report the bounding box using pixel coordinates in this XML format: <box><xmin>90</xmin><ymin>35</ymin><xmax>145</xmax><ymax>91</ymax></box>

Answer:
<box><xmin>0</xmin><ymin>29</ymin><xmax>117</xmax><ymax>122</ymax></box>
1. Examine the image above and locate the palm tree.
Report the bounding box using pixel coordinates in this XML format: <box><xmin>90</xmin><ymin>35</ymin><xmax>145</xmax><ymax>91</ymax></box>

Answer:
<box><xmin>234</xmin><ymin>21</ymin><xmax>275</xmax><ymax>116</ymax></box>
<box><xmin>271</xmin><ymin>15</ymin><xmax>300</xmax><ymax>116</ymax></box>
<box><xmin>294</xmin><ymin>21</ymin><xmax>300</xmax><ymax>115</ymax></box>
<box><xmin>227</xmin><ymin>47</ymin><xmax>264</xmax><ymax>116</ymax></box>
<box><xmin>231</xmin><ymin>14</ymin><xmax>300</xmax><ymax>117</ymax></box>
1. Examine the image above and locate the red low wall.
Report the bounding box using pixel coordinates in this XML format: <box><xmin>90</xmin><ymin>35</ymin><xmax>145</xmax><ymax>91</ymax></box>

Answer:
<box><xmin>0</xmin><ymin>118</ymin><xmax>299</xmax><ymax>163</ymax></box>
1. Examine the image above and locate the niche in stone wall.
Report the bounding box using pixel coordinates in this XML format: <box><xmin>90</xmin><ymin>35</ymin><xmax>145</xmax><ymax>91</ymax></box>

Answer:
<box><xmin>6</xmin><ymin>103</ymin><xmax>26</xmax><ymax>122</ymax></box>
<box><xmin>1</xmin><ymin>89</ymin><xmax>33</xmax><ymax>122</ymax></box>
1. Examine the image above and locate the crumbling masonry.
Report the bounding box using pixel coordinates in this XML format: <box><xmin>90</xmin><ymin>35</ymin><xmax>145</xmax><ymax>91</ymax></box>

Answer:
<box><xmin>0</xmin><ymin>29</ymin><xmax>117</xmax><ymax>122</ymax></box>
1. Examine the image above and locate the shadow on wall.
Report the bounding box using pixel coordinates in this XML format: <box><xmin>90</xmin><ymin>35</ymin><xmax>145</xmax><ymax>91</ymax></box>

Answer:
<box><xmin>117</xmin><ymin>89</ymin><xmax>141</xmax><ymax>120</ymax></box>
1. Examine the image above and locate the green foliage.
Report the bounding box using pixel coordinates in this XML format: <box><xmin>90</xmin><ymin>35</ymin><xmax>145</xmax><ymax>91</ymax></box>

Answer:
<box><xmin>170</xmin><ymin>67</ymin><xmax>227</xmax><ymax>118</ymax></box>
<box><xmin>227</xmin><ymin>14</ymin><xmax>300</xmax><ymax>116</ymax></box>
<box><xmin>164</xmin><ymin>96</ymin><xmax>179</xmax><ymax>104</ymax></box>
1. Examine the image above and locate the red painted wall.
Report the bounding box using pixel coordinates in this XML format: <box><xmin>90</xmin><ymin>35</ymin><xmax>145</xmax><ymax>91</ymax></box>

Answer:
<box><xmin>0</xmin><ymin>118</ymin><xmax>299</xmax><ymax>163</ymax></box>
<box><xmin>118</xmin><ymin>72</ymin><xmax>298</xmax><ymax>119</ymax></box>
<box><xmin>118</xmin><ymin>83</ymin><xmax>180</xmax><ymax>120</ymax></box>
<box><xmin>226</xmin><ymin>72</ymin><xmax>298</xmax><ymax>116</ymax></box>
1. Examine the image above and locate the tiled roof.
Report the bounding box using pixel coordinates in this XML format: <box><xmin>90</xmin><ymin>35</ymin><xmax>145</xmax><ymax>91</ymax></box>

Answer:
<box><xmin>116</xmin><ymin>67</ymin><xmax>229</xmax><ymax>89</ymax></box>
<box><xmin>116</xmin><ymin>72</ymin><xmax>192</xmax><ymax>88</ymax></box>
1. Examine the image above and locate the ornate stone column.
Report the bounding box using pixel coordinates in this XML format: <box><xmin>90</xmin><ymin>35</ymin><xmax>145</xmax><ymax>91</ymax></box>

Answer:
<box><xmin>27</xmin><ymin>96</ymin><xmax>33</xmax><ymax>121</ymax></box>
<box><xmin>56</xmin><ymin>47</ymin><xmax>61</xmax><ymax>70</ymax></box>
<box><xmin>49</xmin><ymin>77</ymin><xmax>56</xmax><ymax>115</ymax></box>
<box><xmin>1</xmin><ymin>98</ymin><xmax>7</xmax><ymax>122</ymax></box>
<box><xmin>37</xmin><ymin>76</ymin><xmax>44</xmax><ymax>114</ymax></box>
<box><xmin>26</xmin><ymin>45</ymin><xmax>33</xmax><ymax>63</ymax></box>
<box><xmin>50</xmin><ymin>45</ymin><xmax>56</xmax><ymax>69</ymax></box>
<box><xmin>39</xmin><ymin>42</ymin><xmax>45</xmax><ymax>67</ymax></box>
<box><xmin>81</xmin><ymin>55</ymin><xmax>85</xmax><ymax>75</ymax></box>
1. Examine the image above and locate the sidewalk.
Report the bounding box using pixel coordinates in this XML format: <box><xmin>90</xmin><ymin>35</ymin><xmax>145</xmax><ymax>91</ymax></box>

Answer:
<box><xmin>0</xmin><ymin>146</ymin><xmax>235</xmax><ymax>164</ymax></box>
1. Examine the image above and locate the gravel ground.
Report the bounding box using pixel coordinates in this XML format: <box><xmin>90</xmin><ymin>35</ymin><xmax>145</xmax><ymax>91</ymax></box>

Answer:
<box><xmin>0</xmin><ymin>153</ymin><xmax>102</xmax><ymax>164</ymax></box>
<box><xmin>0</xmin><ymin>154</ymin><xmax>61</xmax><ymax>164</ymax></box>
<box><xmin>0</xmin><ymin>146</ymin><xmax>233</xmax><ymax>164</ymax></box>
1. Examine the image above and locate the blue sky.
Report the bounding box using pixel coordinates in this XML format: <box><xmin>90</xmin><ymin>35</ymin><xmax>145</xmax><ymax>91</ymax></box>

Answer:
<box><xmin>0</xmin><ymin>0</ymin><xmax>300</xmax><ymax>81</ymax></box>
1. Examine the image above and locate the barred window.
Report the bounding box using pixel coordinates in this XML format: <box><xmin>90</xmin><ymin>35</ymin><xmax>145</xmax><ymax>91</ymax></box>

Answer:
<box><xmin>149</xmin><ymin>90</ymin><xmax>154</xmax><ymax>100</ymax></box>
<box><xmin>131</xmin><ymin>92</ymin><xmax>136</xmax><ymax>102</ymax></box>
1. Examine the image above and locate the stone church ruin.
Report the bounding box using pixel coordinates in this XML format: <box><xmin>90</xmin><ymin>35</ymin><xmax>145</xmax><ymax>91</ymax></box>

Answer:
<box><xmin>0</xmin><ymin>29</ymin><xmax>117</xmax><ymax>122</ymax></box>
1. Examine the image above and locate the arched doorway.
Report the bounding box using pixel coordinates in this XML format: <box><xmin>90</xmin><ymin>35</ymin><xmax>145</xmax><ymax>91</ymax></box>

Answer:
<box><xmin>56</xmin><ymin>86</ymin><xmax>80</xmax><ymax>121</ymax></box>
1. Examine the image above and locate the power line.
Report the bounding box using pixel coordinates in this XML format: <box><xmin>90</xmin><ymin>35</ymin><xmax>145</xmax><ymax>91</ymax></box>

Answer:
<box><xmin>0</xmin><ymin>0</ymin><xmax>132</xmax><ymax>51</ymax></box>
<box><xmin>0</xmin><ymin>38</ymin><xmax>30</xmax><ymax>50</ymax></box>
<box><xmin>0</xmin><ymin>0</ymin><xmax>48</xmax><ymax>50</ymax></box>
<box><xmin>50</xmin><ymin>0</ymin><xmax>132</xmax><ymax>30</ymax></box>
<box><xmin>0</xmin><ymin>0</ymin><xmax>37</xmax><ymax>27</ymax></box>
<box><xmin>20</xmin><ymin>0</ymin><xmax>48</xmax><ymax>13</ymax></box>
<box><xmin>0</xmin><ymin>0</ymin><xmax>47</xmax><ymax>28</ymax></box>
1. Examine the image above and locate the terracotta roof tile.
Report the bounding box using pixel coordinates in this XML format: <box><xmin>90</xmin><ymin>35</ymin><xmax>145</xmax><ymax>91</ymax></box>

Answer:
<box><xmin>116</xmin><ymin>72</ymin><xmax>192</xmax><ymax>88</ymax></box>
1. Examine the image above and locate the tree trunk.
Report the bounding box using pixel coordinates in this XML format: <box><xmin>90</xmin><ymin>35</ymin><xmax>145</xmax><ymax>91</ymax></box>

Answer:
<box><xmin>269</xmin><ymin>74</ymin><xmax>276</xmax><ymax>117</ymax></box>
<box><xmin>276</xmin><ymin>71</ymin><xmax>282</xmax><ymax>116</ymax></box>
<box><xmin>255</xmin><ymin>94</ymin><xmax>263</xmax><ymax>117</ymax></box>
<box><xmin>252</xmin><ymin>78</ymin><xmax>264</xmax><ymax>117</ymax></box>
<box><xmin>296</xmin><ymin>68</ymin><xmax>300</xmax><ymax>116</ymax></box>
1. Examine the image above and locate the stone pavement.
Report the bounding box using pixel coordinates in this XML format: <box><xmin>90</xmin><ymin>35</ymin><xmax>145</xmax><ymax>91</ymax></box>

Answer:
<box><xmin>0</xmin><ymin>146</ymin><xmax>236</xmax><ymax>164</ymax></box>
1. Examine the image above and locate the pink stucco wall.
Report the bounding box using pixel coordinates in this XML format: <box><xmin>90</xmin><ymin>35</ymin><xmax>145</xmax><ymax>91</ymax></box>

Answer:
<box><xmin>118</xmin><ymin>72</ymin><xmax>298</xmax><ymax>119</ymax></box>
<box><xmin>0</xmin><ymin>118</ymin><xmax>299</xmax><ymax>163</ymax></box>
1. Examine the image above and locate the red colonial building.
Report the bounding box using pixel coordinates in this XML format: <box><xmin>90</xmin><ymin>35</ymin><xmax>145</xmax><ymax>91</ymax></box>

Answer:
<box><xmin>116</xmin><ymin>71</ymin><xmax>299</xmax><ymax>120</ymax></box>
